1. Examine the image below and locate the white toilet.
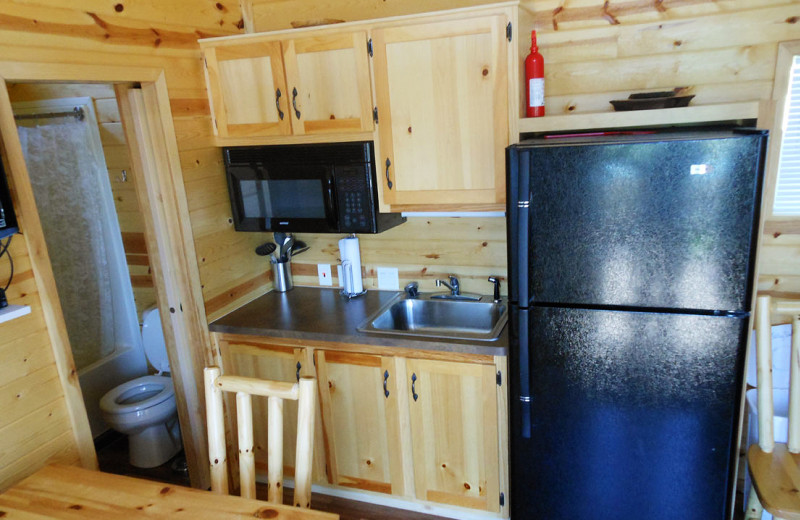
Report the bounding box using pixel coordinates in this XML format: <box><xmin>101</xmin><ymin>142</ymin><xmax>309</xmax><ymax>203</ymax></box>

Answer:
<box><xmin>99</xmin><ymin>307</ymin><xmax>182</xmax><ymax>468</ymax></box>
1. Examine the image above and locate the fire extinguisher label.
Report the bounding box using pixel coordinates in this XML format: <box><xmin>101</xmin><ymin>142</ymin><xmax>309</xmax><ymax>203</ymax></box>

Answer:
<box><xmin>529</xmin><ymin>78</ymin><xmax>545</xmax><ymax>107</ymax></box>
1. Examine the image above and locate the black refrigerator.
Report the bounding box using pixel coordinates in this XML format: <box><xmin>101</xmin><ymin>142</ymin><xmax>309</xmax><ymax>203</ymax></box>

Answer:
<box><xmin>506</xmin><ymin>129</ymin><xmax>768</xmax><ymax>519</ymax></box>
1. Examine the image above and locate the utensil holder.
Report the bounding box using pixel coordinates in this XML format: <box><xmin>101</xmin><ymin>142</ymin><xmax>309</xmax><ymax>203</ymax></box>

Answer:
<box><xmin>272</xmin><ymin>260</ymin><xmax>293</xmax><ymax>292</ymax></box>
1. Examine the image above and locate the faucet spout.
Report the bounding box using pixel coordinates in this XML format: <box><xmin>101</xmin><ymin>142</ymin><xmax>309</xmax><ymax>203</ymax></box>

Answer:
<box><xmin>435</xmin><ymin>275</ymin><xmax>460</xmax><ymax>296</ymax></box>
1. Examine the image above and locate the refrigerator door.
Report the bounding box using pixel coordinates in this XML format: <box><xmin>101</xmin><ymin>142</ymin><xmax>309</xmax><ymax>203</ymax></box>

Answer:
<box><xmin>519</xmin><ymin>132</ymin><xmax>766</xmax><ymax>312</ymax></box>
<box><xmin>510</xmin><ymin>306</ymin><xmax>748</xmax><ymax>520</ymax></box>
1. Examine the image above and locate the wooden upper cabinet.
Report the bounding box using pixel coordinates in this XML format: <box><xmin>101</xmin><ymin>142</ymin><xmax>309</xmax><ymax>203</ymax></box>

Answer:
<box><xmin>201</xmin><ymin>30</ymin><xmax>374</xmax><ymax>141</ymax></box>
<box><xmin>406</xmin><ymin>358</ymin><xmax>500</xmax><ymax>512</ymax></box>
<box><xmin>282</xmin><ymin>32</ymin><xmax>374</xmax><ymax>135</ymax></box>
<box><xmin>203</xmin><ymin>41</ymin><xmax>292</xmax><ymax>138</ymax></box>
<box><xmin>371</xmin><ymin>14</ymin><xmax>511</xmax><ymax>208</ymax></box>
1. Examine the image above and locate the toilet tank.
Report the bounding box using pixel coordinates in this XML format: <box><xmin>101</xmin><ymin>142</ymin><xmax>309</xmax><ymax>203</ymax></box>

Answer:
<box><xmin>142</xmin><ymin>307</ymin><xmax>170</xmax><ymax>373</ymax></box>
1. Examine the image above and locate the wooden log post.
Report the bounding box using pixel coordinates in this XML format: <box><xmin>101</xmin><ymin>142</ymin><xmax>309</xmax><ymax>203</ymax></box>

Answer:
<box><xmin>204</xmin><ymin>367</ymin><xmax>228</xmax><ymax>494</ymax></box>
<box><xmin>756</xmin><ymin>295</ymin><xmax>775</xmax><ymax>453</ymax></box>
<box><xmin>267</xmin><ymin>396</ymin><xmax>284</xmax><ymax>504</ymax></box>
<box><xmin>789</xmin><ymin>314</ymin><xmax>800</xmax><ymax>453</ymax></box>
<box><xmin>294</xmin><ymin>376</ymin><xmax>316</xmax><ymax>508</ymax></box>
<box><xmin>236</xmin><ymin>392</ymin><xmax>256</xmax><ymax>499</ymax></box>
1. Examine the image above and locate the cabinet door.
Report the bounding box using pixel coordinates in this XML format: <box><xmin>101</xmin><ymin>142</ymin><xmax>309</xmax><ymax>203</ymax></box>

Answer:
<box><xmin>406</xmin><ymin>358</ymin><xmax>500</xmax><ymax>512</ymax></box>
<box><xmin>282</xmin><ymin>32</ymin><xmax>374</xmax><ymax>135</ymax></box>
<box><xmin>203</xmin><ymin>41</ymin><xmax>292</xmax><ymax>138</ymax></box>
<box><xmin>315</xmin><ymin>351</ymin><xmax>406</xmax><ymax>495</ymax></box>
<box><xmin>220</xmin><ymin>342</ymin><xmax>326</xmax><ymax>484</ymax></box>
<box><xmin>372</xmin><ymin>16</ymin><xmax>509</xmax><ymax>207</ymax></box>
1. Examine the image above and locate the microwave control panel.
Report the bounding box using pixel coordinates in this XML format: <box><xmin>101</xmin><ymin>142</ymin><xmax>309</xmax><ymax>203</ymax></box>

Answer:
<box><xmin>335</xmin><ymin>166</ymin><xmax>374</xmax><ymax>232</ymax></box>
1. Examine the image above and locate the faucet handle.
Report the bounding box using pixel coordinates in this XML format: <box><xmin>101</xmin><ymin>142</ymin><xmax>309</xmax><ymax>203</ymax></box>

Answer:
<box><xmin>404</xmin><ymin>282</ymin><xmax>419</xmax><ymax>298</ymax></box>
<box><xmin>488</xmin><ymin>276</ymin><xmax>501</xmax><ymax>303</ymax></box>
<box><xmin>448</xmin><ymin>275</ymin><xmax>460</xmax><ymax>294</ymax></box>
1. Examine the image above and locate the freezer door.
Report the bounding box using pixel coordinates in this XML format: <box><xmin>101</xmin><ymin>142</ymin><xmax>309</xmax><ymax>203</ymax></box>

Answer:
<box><xmin>509</xmin><ymin>306</ymin><xmax>748</xmax><ymax>520</ymax></box>
<box><xmin>523</xmin><ymin>133</ymin><xmax>766</xmax><ymax>312</ymax></box>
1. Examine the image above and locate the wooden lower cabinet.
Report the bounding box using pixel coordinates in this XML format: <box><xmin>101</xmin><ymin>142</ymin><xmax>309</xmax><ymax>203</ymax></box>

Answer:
<box><xmin>215</xmin><ymin>334</ymin><xmax>506</xmax><ymax>516</ymax></box>
<box><xmin>314</xmin><ymin>351</ymin><xmax>408</xmax><ymax>495</ymax></box>
<box><xmin>406</xmin><ymin>358</ymin><xmax>500</xmax><ymax>512</ymax></box>
<box><xmin>218</xmin><ymin>340</ymin><xmax>328</xmax><ymax>484</ymax></box>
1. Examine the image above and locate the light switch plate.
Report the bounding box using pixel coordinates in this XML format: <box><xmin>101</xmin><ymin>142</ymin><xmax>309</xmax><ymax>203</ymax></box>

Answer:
<box><xmin>377</xmin><ymin>267</ymin><xmax>399</xmax><ymax>290</ymax></box>
<box><xmin>318</xmin><ymin>264</ymin><xmax>333</xmax><ymax>286</ymax></box>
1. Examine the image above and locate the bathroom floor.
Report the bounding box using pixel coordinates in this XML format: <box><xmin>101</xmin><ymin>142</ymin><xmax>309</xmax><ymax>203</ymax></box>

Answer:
<box><xmin>94</xmin><ymin>430</ymin><xmax>190</xmax><ymax>487</ymax></box>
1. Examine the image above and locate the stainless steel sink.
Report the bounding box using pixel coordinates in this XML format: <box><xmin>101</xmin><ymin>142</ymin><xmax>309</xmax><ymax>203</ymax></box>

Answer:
<box><xmin>357</xmin><ymin>294</ymin><xmax>508</xmax><ymax>341</ymax></box>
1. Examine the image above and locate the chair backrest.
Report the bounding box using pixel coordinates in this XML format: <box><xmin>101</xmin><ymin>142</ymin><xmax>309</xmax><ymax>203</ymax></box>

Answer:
<box><xmin>203</xmin><ymin>366</ymin><xmax>317</xmax><ymax>508</ymax></box>
<box><xmin>754</xmin><ymin>296</ymin><xmax>800</xmax><ymax>453</ymax></box>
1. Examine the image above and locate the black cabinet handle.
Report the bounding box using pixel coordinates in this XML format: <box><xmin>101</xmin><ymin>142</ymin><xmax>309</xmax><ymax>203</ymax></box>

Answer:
<box><xmin>383</xmin><ymin>370</ymin><xmax>390</xmax><ymax>398</ymax></box>
<box><xmin>275</xmin><ymin>88</ymin><xmax>284</xmax><ymax>120</ymax></box>
<box><xmin>411</xmin><ymin>373</ymin><xmax>418</xmax><ymax>401</ymax></box>
<box><xmin>296</xmin><ymin>361</ymin><xmax>301</xmax><ymax>382</ymax></box>
<box><xmin>385</xmin><ymin>158</ymin><xmax>393</xmax><ymax>190</ymax></box>
<box><xmin>292</xmin><ymin>87</ymin><xmax>301</xmax><ymax>119</ymax></box>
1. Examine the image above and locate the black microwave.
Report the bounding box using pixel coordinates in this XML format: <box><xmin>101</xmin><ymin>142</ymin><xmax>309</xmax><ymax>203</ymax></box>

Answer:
<box><xmin>223</xmin><ymin>141</ymin><xmax>405</xmax><ymax>234</ymax></box>
<box><xmin>0</xmin><ymin>159</ymin><xmax>18</xmax><ymax>240</ymax></box>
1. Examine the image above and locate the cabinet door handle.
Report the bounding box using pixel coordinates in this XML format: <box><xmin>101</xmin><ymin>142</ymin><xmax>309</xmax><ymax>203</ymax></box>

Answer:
<box><xmin>275</xmin><ymin>88</ymin><xmax>284</xmax><ymax>120</ymax></box>
<box><xmin>292</xmin><ymin>87</ymin><xmax>301</xmax><ymax>119</ymax></box>
<box><xmin>383</xmin><ymin>370</ymin><xmax>390</xmax><ymax>398</ymax></box>
<box><xmin>411</xmin><ymin>373</ymin><xmax>418</xmax><ymax>402</ymax></box>
<box><xmin>296</xmin><ymin>361</ymin><xmax>302</xmax><ymax>382</ymax></box>
<box><xmin>385</xmin><ymin>158</ymin><xmax>393</xmax><ymax>190</ymax></box>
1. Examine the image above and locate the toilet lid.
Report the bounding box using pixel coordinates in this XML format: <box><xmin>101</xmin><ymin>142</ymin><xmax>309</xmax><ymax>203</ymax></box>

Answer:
<box><xmin>142</xmin><ymin>307</ymin><xmax>169</xmax><ymax>373</ymax></box>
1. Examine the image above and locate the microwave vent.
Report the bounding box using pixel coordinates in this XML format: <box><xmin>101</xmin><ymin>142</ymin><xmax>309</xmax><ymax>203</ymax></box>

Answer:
<box><xmin>225</xmin><ymin>142</ymin><xmax>373</xmax><ymax>166</ymax></box>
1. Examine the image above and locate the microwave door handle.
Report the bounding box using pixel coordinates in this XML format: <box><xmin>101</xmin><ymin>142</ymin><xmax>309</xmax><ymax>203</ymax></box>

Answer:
<box><xmin>324</xmin><ymin>173</ymin><xmax>338</xmax><ymax>230</ymax></box>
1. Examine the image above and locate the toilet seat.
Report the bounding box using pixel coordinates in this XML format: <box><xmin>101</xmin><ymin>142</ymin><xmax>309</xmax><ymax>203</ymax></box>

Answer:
<box><xmin>100</xmin><ymin>375</ymin><xmax>174</xmax><ymax>415</ymax></box>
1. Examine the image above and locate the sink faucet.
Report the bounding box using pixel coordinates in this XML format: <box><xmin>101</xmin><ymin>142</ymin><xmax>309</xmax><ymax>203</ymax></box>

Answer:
<box><xmin>435</xmin><ymin>275</ymin><xmax>460</xmax><ymax>296</ymax></box>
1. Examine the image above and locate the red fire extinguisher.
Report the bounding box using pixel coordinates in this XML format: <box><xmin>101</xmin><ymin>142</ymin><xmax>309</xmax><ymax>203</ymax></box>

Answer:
<box><xmin>525</xmin><ymin>30</ymin><xmax>545</xmax><ymax>118</ymax></box>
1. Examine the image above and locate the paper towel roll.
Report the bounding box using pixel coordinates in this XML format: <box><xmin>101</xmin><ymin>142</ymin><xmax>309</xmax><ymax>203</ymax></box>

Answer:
<box><xmin>339</xmin><ymin>236</ymin><xmax>363</xmax><ymax>295</ymax></box>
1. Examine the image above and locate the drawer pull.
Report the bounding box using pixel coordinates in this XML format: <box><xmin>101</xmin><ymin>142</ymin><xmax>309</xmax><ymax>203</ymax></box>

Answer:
<box><xmin>383</xmin><ymin>370</ymin><xmax>390</xmax><ymax>398</ymax></box>
<box><xmin>411</xmin><ymin>373</ymin><xmax>418</xmax><ymax>402</ymax></box>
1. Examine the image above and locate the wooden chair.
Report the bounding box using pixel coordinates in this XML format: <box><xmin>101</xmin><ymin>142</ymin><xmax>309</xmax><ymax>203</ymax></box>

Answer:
<box><xmin>203</xmin><ymin>366</ymin><xmax>317</xmax><ymax>508</ymax></box>
<box><xmin>745</xmin><ymin>296</ymin><xmax>800</xmax><ymax>520</ymax></box>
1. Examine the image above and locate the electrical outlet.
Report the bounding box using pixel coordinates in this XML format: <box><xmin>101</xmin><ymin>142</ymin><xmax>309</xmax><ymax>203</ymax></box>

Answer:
<box><xmin>318</xmin><ymin>264</ymin><xmax>333</xmax><ymax>286</ymax></box>
<box><xmin>377</xmin><ymin>267</ymin><xmax>399</xmax><ymax>290</ymax></box>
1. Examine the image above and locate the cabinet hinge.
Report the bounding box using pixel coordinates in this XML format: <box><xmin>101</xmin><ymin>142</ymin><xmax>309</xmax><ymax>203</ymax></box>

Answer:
<box><xmin>367</xmin><ymin>38</ymin><xmax>373</xmax><ymax>57</ymax></box>
<box><xmin>372</xmin><ymin>107</ymin><xmax>379</xmax><ymax>125</ymax></box>
<box><xmin>203</xmin><ymin>57</ymin><xmax>207</xmax><ymax>68</ymax></box>
<box><xmin>496</xmin><ymin>370</ymin><xmax>502</xmax><ymax>386</ymax></box>
<box><xmin>212</xmin><ymin>118</ymin><xmax>218</xmax><ymax>131</ymax></box>
<box><xmin>500</xmin><ymin>492</ymin><xmax>505</xmax><ymax>507</ymax></box>
<box><xmin>506</xmin><ymin>22</ymin><xmax>512</xmax><ymax>42</ymax></box>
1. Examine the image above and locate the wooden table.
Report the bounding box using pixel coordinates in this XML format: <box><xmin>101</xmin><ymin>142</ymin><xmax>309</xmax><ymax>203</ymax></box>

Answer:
<box><xmin>0</xmin><ymin>465</ymin><xmax>339</xmax><ymax>519</ymax></box>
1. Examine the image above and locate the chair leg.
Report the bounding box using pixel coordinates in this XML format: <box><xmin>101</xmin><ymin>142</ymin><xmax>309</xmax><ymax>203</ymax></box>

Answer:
<box><xmin>744</xmin><ymin>486</ymin><xmax>763</xmax><ymax>519</ymax></box>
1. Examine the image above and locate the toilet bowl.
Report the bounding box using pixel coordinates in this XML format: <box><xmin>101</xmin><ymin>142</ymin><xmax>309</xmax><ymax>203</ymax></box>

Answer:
<box><xmin>99</xmin><ymin>307</ymin><xmax>182</xmax><ymax>468</ymax></box>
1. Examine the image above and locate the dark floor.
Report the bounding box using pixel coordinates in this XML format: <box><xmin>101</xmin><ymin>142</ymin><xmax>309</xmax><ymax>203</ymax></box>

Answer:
<box><xmin>94</xmin><ymin>432</ymin><xmax>445</xmax><ymax>520</ymax></box>
<box><xmin>96</xmin><ymin>433</ymin><xmax>751</xmax><ymax>520</ymax></box>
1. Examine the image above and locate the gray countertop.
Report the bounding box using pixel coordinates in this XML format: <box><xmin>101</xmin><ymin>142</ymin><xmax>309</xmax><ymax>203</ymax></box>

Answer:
<box><xmin>209</xmin><ymin>286</ymin><xmax>508</xmax><ymax>356</ymax></box>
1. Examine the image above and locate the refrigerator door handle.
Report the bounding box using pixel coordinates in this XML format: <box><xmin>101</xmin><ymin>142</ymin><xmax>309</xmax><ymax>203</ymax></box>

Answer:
<box><xmin>518</xmin><ymin>309</ymin><xmax>532</xmax><ymax>438</ymax></box>
<box><xmin>516</xmin><ymin>151</ymin><xmax>530</xmax><ymax>305</ymax></box>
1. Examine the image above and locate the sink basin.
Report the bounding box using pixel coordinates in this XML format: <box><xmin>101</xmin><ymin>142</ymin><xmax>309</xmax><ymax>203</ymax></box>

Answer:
<box><xmin>358</xmin><ymin>294</ymin><xmax>508</xmax><ymax>341</ymax></box>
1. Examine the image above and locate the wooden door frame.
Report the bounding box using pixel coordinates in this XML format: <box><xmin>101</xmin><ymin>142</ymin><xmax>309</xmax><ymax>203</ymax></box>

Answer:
<box><xmin>0</xmin><ymin>62</ymin><xmax>211</xmax><ymax>489</ymax></box>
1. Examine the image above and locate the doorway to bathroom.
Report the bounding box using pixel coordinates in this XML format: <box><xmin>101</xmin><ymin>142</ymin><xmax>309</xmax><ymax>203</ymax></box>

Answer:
<box><xmin>11</xmin><ymin>86</ymin><xmax>150</xmax><ymax>439</ymax></box>
<box><xmin>0</xmin><ymin>64</ymin><xmax>212</xmax><ymax>489</ymax></box>
<box><xmin>8</xmin><ymin>82</ymin><xmax>187</xmax><ymax>485</ymax></box>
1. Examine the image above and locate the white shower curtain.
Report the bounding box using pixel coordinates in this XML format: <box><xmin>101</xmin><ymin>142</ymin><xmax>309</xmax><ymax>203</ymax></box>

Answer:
<box><xmin>18</xmin><ymin>118</ymin><xmax>115</xmax><ymax>370</ymax></box>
